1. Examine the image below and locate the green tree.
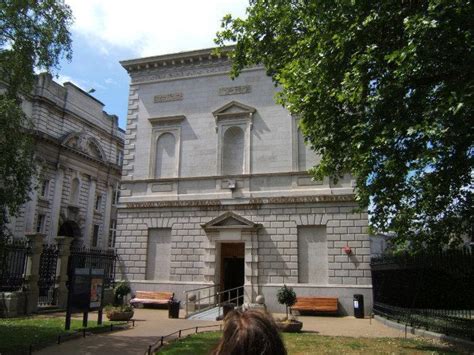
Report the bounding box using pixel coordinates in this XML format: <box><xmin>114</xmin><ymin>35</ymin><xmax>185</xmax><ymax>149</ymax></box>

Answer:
<box><xmin>0</xmin><ymin>0</ymin><xmax>73</xmax><ymax>236</ymax></box>
<box><xmin>216</xmin><ymin>0</ymin><xmax>473</xmax><ymax>250</ymax></box>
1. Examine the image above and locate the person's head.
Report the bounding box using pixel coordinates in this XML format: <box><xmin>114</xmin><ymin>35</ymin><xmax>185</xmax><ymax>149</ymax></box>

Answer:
<box><xmin>212</xmin><ymin>309</ymin><xmax>287</xmax><ymax>355</ymax></box>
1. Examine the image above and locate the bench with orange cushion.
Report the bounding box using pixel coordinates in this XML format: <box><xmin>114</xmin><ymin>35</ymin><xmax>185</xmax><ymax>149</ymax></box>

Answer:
<box><xmin>291</xmin><ymin>297</ymin><xmax>339</xmax><ymax>314</ymax></box>
<box><xmin>130</xmin><ymin>291</ymin><xmax>174</xmax><ymax>307</ymax></box>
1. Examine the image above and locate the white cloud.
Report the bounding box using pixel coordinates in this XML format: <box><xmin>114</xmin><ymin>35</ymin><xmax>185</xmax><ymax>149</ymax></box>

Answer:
<box><xmin>104</xmin><ymin>78</ymin><xmax>117</xmax><ymax>85</ymax></box>
<box><xmin>55</xmin><ymin>74</ymin><xmax>83</xmax><ymax>88</ymax></box>
<box><xmin>66</xmin><ymin>0</ymin><xmax>247</xmax><ymax>58</ymax></box>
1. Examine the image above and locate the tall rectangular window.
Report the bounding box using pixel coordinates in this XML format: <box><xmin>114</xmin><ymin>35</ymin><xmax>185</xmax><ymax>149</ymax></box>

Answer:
<box><xmin>95</xmin><ymin>194</ymin><xmax>102</xmax><ymax>211</ymax></box>
<box><xmin>36</xmin><ymin>214</ymin><xmax>46</xmax><ymax>233</ymax></box>
<box><xmin>112</xmin><ymin>188</ymin><xmax>120</xmax><ymax>206</ymax></box>
<box><xmin>298</xmin><ymin>226</ymin><xmax>328</xmax><ymax>284</ymax></box>
<box><xmin>41</xmin><ymin>180</ymin><xmax>50</xmax><ymax>198</ymax></box>
<box><xmin>146</xmin><ymin>228</ymin><xmax>171</xmax><ymax>280</ymax></box>
<box><xmin>108</xmin><ymin>219</ymin><xmax>117</xmax><ymax>248</ymax></box>
<box><xmin>116</xmin><ymin>149</ymin><xmax>123</xmax><ymax>166</ymax></box>
<box><xmin>92</xmin><ymin>225</ymin><xmax>100</xmax><ymax>247</ymax></box>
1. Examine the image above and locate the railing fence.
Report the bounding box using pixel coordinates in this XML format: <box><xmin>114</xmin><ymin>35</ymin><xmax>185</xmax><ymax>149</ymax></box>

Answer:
<box><xmin>38</xmin><ymin>243</ymin><xmax>59</xmax><ymax>306</ymax></box>
<box><xmin>371</xmin><ymin>248</ymin><xmax>473</xmax><ymax>340</ymax></box>
<box><xmin>0</xmin><ymin>238</ymin><xmax>30</xmax><ymax>292</ymax></box>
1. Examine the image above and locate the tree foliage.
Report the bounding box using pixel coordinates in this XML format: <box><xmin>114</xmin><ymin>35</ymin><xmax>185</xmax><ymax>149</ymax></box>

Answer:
<box><xmin>0</xmin><ymin>0</ymin><xmax>73</xmax><ymax>236</ymax></box>
<box><xmin>216</xmin><ymin>0</ymin><xmax>473</xmax><ymax>250</ymax></box>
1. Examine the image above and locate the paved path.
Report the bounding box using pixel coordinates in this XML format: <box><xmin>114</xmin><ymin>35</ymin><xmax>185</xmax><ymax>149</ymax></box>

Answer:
<box><xmin>35</xmin><ymin>309</ymin><xmax>414</xmax><ymax>354</ymax></box>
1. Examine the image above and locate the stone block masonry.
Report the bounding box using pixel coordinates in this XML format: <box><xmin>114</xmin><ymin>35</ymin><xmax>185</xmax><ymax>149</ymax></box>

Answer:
<box><xmin>116</xmin><ymin>201</ymin><xmax>370</xmax><ymax>286</ymax></box>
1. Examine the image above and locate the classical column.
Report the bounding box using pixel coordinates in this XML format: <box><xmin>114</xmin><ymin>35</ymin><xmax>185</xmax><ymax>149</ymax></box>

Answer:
<box><xmin>24</xmin><ymin>233</ymin><xmax>45</xmax><ymax>314</ymax></box>
<box><xmin>49</xmin><ymin>168</ymin><xmax>64</xmax><ymax>242</ymax></box>
<box><xmin>102</xmin><ymin>184</ymin><xmax>113</xmax><ymax>249</ymax></box>
<box><xmin>54</xmin><ymin>236</ymin><xmax>73</xmax><ymax>308</ymax></box>
<box><xmin>83</xmin><ymin>177</ymin><xmax>97</xmax><ymax>246</ymax></box>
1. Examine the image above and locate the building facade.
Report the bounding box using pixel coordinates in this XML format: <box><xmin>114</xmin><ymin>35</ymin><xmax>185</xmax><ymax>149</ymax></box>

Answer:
<box><xmin>8</xmin><ymin>73</ymin><xmax>124</xmax><ymax>248</ymax></box>
<box><xmin>117</xmin><ymin>48</ymin><xmax>372</xmax><ymax>314</ymax></box>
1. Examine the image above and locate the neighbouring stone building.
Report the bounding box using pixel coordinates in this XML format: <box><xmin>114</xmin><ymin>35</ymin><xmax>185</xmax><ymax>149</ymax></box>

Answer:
<box><xmin>117</xmin><ymin>48</ymin><xmax>372</xmax><ymax>315</ymax></box>
<box><xmin>7</xmin><ymin>73</ymin><xmax>124</xmax><ymax>248</ymax></box>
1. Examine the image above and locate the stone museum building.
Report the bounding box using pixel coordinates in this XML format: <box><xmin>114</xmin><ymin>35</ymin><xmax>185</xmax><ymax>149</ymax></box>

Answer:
<box><xmin>7</xmin><ymin>73</ymin><xmax>124</xmax><ymax>248</ymax></box>
<box><xmin>117</xmin><ymin>48</ymin><xmax>372</xmax><ymax>314</ymax></box>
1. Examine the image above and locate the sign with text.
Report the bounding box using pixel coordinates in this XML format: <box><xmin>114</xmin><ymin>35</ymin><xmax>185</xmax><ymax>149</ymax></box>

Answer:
<box><xmin>70</xmin><ymin>268</ymin><xmax>104</xmax><ymax>311</ymax></box>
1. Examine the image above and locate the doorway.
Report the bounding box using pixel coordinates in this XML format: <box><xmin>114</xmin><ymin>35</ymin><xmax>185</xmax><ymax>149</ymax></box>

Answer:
<box><xmin>220</xmin><ymin>243</ymin><xmax>244</xmax><ymax>305</ymax></box>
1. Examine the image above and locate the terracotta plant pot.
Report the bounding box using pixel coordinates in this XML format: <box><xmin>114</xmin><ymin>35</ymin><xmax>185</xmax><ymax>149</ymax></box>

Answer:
<box><xmin>106</xmin><ymin>310</ymin><xmax>134</xmax><ymax>321</ymax></box>
<box><xmin>277</xmin><ymin>320</ymin><xmax>303</xmax><ymax>333</ymax></box>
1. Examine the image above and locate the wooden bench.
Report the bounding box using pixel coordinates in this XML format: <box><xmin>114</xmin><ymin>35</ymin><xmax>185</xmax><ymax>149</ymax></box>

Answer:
<box><xmin>291</xmin><ymin>297</ymin><xmax>339</xmax><ymax>315</ymax></box>
<box><xmin>130</xmin><ymin>291</ymin><xmax>174</xmax><ymax>307</ymax></box>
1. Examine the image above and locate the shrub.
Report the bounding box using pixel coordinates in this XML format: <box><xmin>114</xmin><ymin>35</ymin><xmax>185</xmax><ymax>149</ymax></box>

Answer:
<box><xmin>277</xmin><ymin>284</ymin><xmax>296</xmax><ymax>320</ymax></box>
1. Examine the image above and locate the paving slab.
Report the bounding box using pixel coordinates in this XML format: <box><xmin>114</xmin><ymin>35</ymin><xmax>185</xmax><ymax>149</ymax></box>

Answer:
<box><xmin>34</xmin><ymin>309</ymin><xmax>415</xmax><ymax>354</ymax></box>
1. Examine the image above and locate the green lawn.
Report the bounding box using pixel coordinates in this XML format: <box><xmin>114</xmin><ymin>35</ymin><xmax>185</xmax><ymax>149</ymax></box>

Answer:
<box><xmin>0</xmin><ymin>316</ymin><xmax>123</xmax><ymax>354</ymax></box>
<box><xmin>158</xmin><ymin>331</ymin><xmax>468</xmax><ymax>354</ymax></box>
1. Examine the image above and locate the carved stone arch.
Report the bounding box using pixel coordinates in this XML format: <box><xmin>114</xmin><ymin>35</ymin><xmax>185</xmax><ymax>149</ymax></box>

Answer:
<box><xmin>86</xmin><ymin>137</ymin><xmax>106</xmax><ymax>160</ymax></box>
<box><xmin>61</xmin><ymin>131</ymin><xmax>82</xmax><ymax>149</ymax></box>
<box><xmin>222</xmin><ymin>126</ymin><xmax>244</xmax><ymax>175</ymax></box>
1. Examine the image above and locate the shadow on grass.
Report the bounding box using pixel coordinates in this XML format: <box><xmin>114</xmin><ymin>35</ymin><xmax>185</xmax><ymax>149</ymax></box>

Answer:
<box><xmin>0</xmin><ymin>316</ymin><xmax>125</xmax><ymax>354</ymax></box>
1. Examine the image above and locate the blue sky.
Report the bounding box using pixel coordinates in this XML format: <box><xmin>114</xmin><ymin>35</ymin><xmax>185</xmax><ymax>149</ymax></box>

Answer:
<box><xmin>56</xmin><ymin>0</ymin><xmax>248</xmax><ymax>128</ymax></box>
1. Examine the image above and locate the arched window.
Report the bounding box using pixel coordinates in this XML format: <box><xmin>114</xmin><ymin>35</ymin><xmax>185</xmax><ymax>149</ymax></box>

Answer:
<box><xmin>70</xmin><ymin>177</ymin><xmax>80</xmax><ymax>204</ymax></box>
<box><xmin>222</xmin><ymin>126</ymin><xmax>244</xmax><ymax>175</ymax></box>
<box><xmin>155</xmin><ymin>133</ymin><xmax>176</xmax><ymax>178</ymax></box>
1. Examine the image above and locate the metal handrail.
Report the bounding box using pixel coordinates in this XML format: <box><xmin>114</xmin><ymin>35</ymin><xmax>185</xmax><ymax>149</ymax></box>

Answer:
<box><xmin>183</xmin><ymin>284</ymin><xmax>221</xmax><ymax>318</ymax></box>
<box><xmin>216</xmin><ymin>285</ymin><xmax>244</xmax><ymax>319</ymax></box>
<box><xmin>183</xmin><ymin>284</ymin><xmax>245</xmax><ymax>319</ymax></box>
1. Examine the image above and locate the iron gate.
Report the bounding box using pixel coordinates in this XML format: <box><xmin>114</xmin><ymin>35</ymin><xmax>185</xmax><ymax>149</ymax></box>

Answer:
<box><xmin>0</xmin><ymin>238</ymin><xmax>30</xmax><ymax>292</ymax></box>
<box><xmin>38</xmin><ymin>244</ymin><xmax>59</xmax><ymax>306</ymax></box>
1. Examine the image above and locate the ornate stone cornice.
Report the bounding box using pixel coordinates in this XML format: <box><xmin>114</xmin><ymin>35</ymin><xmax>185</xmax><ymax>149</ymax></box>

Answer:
<box><xmin>124</xmin><ymin>194</ymin><xmax>355</xmax><ymax>209</ymax></box>
<box><xmin>120</xmin><ymin>47</ymin><xmax>261</xmax><ymax>84</ymax></box>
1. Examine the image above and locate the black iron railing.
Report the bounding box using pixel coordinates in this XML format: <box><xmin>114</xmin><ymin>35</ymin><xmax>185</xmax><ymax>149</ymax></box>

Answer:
<box><xmin>38</xmin><ymin>244</ymin><xmax>59</xmax><ymax>306</ymax></box>
<box><xmin>371</xmin><ymin>248</ymin><xmax>474</xmax><ymax>340</ymax></box>
<box><xmin>0</xmin><ymin>238</ymin><xmax>30</xmax><ymax>292</ymax></box>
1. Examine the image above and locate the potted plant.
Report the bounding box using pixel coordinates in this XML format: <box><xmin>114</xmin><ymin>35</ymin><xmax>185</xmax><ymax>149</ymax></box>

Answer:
<box><xmin>276</xmin><ymin>285</ymin><xmax>302</xmax><ymax>332</ymax></box>
<box><xmin>104</xmin><ymin>304</ymin><xmax>134</xmax><ymax>321</ymax></box>
<box><xmin>114</xmin><ymin>281</ymin><xmax>131</xmax><ymax>306</ymax></box>
<box><xmin>105</xmin><ymin>281</ymin><xmax>134</xmax><ymax>321</ymax></box>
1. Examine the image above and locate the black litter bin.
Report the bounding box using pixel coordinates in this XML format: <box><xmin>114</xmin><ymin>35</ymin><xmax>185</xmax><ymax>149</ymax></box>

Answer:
<box><xmin>168</xmin><ymin>301</ymin><xmax>180</xmax><ymax>318</ymax></box>
<box><xmin>353</xmin><ymin>294</ymin><xmax>364</xmax><ymax>318</ymax></box>
<box><xmin>222</xmin><ymin>302</ymin><xmax>235</xmax><ymax>318</ymax></box>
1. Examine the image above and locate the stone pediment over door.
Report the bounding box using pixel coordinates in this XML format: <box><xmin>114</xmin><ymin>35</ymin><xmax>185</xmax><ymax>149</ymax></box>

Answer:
<box><xmin>201</xmin><ymin>211</ymin><xmax>261</xmax><ymax>231</ymax></box>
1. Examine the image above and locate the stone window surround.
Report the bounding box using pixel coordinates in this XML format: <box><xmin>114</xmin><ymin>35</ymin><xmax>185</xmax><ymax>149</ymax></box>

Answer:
<box><xmin>69</xmin><ymin>173</ymin><xmax>82</xmax><ymax>206</ymax></box>
<box><xmin>148</xmin><ymin>115</ymin><xmax>184</xmax><ymax>179</ymax></box>
<box><xmin>40</xmin><ymin>179</ymin><xmax>50</xmax><ymax>198</ymax></box>
<box><xmin>213</xmin><ymin>101</ymin><xmax>255</xmax><ymax>176</ymax></box>
<box><xmin>36</xmin><ymin>213</ymin><xmax>46</xmax><ymax>233</ymax></box>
